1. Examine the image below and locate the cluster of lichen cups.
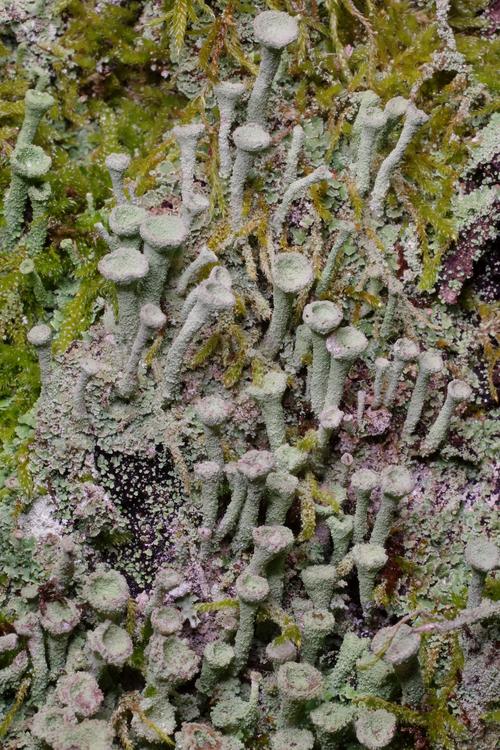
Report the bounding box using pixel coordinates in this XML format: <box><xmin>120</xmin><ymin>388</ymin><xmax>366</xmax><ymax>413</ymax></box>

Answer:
<box><xmin>9</xmin><ymin>8</ymin><xmax>497</xmax><ymax>750</ymax></box>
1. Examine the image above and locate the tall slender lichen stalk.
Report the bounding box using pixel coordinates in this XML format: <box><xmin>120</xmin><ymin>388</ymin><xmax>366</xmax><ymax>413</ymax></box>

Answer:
<box><xmin>261</xmin><ymin>253</ymin><xmax>313</xmax><ymax>359</ymax></box>
<box><xmin>272</xmin><ymin>165</ymin><xmax>332</xmax><ymax>236</ymax></box>
<box><xmin>214</xmin><ymin>81</ymin><xmax>246</xmax><ymax>179</ymax></box>
<box><xmin>370</xmin><ymin>103</ymin><xmax>429</xmax><ymax>217</ymax></box>
<box><xmin>247</xmin><ymin>370</ymin><xmax>288</xmax><ymax>451</ymax></box>
<box><xmin>117</xmin><ymin>304</ymin><xmax>166</xmax><ymax>399</ymax></box>
<box><xmin>422</xmin><ymin>379</ymin><xmax>472</xmax><ymax>454</ymax></box>
<box><xmin>246</xmin><ymin>11</ymin><xmax>299</xmax><ymax>125</ymax></box>
<box><xmin>229</xmin><ymin>122</ymin><xmax>271</xmax><ymax>229</ymax></box>
<box><xmin>402</xmin><ymin>350</ymin><xmax>444</xmax><ymax>436</ymax></box>
<box><xmin>162</xmin><ymin>279</ymin><xmax>235</xmax><ymax>403</ymax></box>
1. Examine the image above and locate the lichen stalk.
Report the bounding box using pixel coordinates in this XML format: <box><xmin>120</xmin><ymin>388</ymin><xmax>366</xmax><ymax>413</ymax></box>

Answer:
<box><xmin>317</xmin><ymin>221</ymin><xmax>354</xmax><ymax>296</ymax></box>
<box><xmin>370</xmin><ymin>104</ymin><xmax>429</xmax><ymax>217</ymax></box>
<box><xmin>215</xmin><ymin>463</ymin><xmax>247</xmax><ymax>542</ymax></box>
<box><xmin>272</xmin><ymin>165</ymin><xmax>332</xmax><ymax>236</ymax></box>
<box><xmin>162</xmin><ymin>280</ymin><xmax>235</xmax><ymax>403</ymax></box>
<box><xmin>214</xmin><ymin>81</ymin><xmax>246</xmax><ymax>179</ymax></box>
<box><xmin>117</xmin><ymin>304</ymin><xmax>166</xmax><ymax>399</ymax></box>
<box><xmin>105</xmin><ymin>153</ymin><xmax>131</xmax><ymax>204</ymax></box>
<box><xmin>422</xmin><ymin>379</ymin><xmax>472</xmax><ymax>454</ymax></box>
<box><xmin>402</xmin><ymin>350</ymin><xmax>444</xmax><ymax>436</ymax></box>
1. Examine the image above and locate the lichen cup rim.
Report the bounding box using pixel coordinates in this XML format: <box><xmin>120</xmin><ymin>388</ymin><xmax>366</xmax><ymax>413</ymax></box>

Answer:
<box><xmin>98</xmin><ymin>246</ymin><xmax>149</xmax><ymax>285</ymax></box>
<box><xmin>238</xmin><ymin>449</ymin><xmax>275</xmax><ymax>480</ymax></box>
<box><xmin>27</xmin><ymin>323</ymin><xmax>52</xmax><ymax>347</ymax></box>
<box><xmin>233</xmin><ymin>122</ymin><xmax>271</xmax><ymax>153</ymax></box>
<box><xmin>252</xmin><ymin>524</ymin><xmax>294</xmax><ymax>554</ymax></box>
<box><xmin>303</xmin><ymin>300</ymin><xmax>343</xmax><ymax>336</ymax></box>
<box><xmin>273</xmin><ymin>252</ymin><xmax>314</xmax><ymax>294</ymax></box>
<box><xmin>326</xmin><ymin>325</ymin><xmax>369</xmax><ymax>360</ymax></box>
<box><xmin>236</xmin><ymin>571</ymin><xmax>270</xmax><ymax>604</ymax></box>
<box><xmin>277</xmin><ymin>660</ymin><xmax>324</xmax><ymax>700</ymax></box>
<box><xmin>253</xmin><ymin>10</ymin><xmax>299</xmax><ymax>50</ymax></box>
<box><xmin>353</xmin><ymin>543</ymin><xmax>388</xmax><ymax>571</ymax></box>
<box><xmin>25</xmin><ymin>88</ymin><xmax>55</xmax><ymax>111</ymax></box>
<box><xmin>139</xmin><ymin>213</ymin><xmax>189</xmax><ymax>250</ymax></box>
<box><xmin>12</xmin><ymin>144</ymin><xmax>52</xmax><ymax>179</ymax></box>
<box><xmin>109</xmin><ymin>204</ymin><xmax>147</xmax><ymax>237</ymax></box>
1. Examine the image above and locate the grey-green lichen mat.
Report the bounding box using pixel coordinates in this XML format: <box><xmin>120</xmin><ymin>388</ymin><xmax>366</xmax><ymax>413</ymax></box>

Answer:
<box><xmin>0</xmin><ymin>1</ymin><xmax>498</xmax><ymax>749</ymax></box>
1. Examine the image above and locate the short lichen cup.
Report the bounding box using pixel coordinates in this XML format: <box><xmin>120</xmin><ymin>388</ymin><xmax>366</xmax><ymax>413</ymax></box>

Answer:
<box><xmin>383</xmin><ymin>337</ymin><xmax>419</xmax><ymax>408</ymax></box>
<box><xmin>370</xmin><ymin>465</ymin><xmax>414</xmax><ymax>547</ymax></box>
<box><xmin>247</xmin><ymin>10</ymin><xmax>299</xmax><ymax>125</ymax></box>
<box><xmin>27</xmin><ymin>323</ymin><xmax>53</xmax><ymax>388</ymax></box>
<box><xmin>371</xmin><ymin>623</ymin><xmax>423</xmax><ymax>707</ymax></box>
<box><xmin>105</xmin><ymin>152</ymin><xmax>131</xmax><ymax>204</ymax></box>
<box><xmin>162</xmin><ymin>278</ymin><xmax>235</xmax><ymax>403</ymax></box>
<box><xmin>12</xmin><ymin>144</ymin><xmax>52</xmax><ymax>180</ymax></box>
<box><xmin>139</xmin><ymin>213</ymin><xmax>188</xmax><ymax>305</ymax></box>
<box><xmin>265</xmin><ymin>470</ymin><xmax>299</xmax><ymax>525</ymax></box>
<box><xmin>214</xmin><ymin>80</ymin><xmax>246</xmax><ymax>178</ymax></box>
<box><xmin>464</xmin><ymin>536</ymin><xmax>500</xmax><ymax>608</ymax></box>
<box><xmin>82</xmin><ymin>567</ymin><xmax>130</xmax><ymax>620</ymax></box>
<box><xmin>261</xmin><ymin>252</ymin><xmax>314</xmax><ymax>360</ymax></box>
<box><xmin>249</xmin><ymin>524</ymin><xmax>294</xmax><ymax>601</ymax></box>
<box><xmin>247</xmin><ymin>369</ymin><xmax>288</xmax><ymax>451</ymax></box>
<box><xmin>56</xmin><ymin>672</ymin><xmax>103</xmax><ymax>719</ymax></box>
<box><xmin>108</xmin><ymin>203</ymin><xmax>147</xmax><ymax>250</ymax></box>
<box><xmin>300</xmin><ymin>609</ymin><xmax>335</xmax><ymax>665</ymax></box>
<box><xmin>233</xmin><ymin>572</ymin><xmax>270</xmax><ymax>674</ymax></box>
<box><xmin>230</xmin><ymin>122</ymin><xmax>271</xmax><ymax>229</ymax></box>
<box><xmin>276</xmin><ymin>661</ymin><xmax>324</xmax><ymax>727</ymax></box>
<box><xmin>271</xmin><ymin>729</ymin><xmax>315</xmax><ymax>750</ymax></box>
<box><xmin>234</xmin><ymin>449</ymin><xmax>276</xmax><ymax>553</ymax></box>
<box><xmin>18</xmin><ymin>89</ymin><xmax>55</xmax><ymax>148</ymax></box>
<box><xmin>310</xmin><ymin>700</ymin><xmax>356</xmax><ymax>749</ymax></box>
<box><xmin>301</xmin><ymin>564</ymin><xmax>337</xmax><ymax>610</ymax></box>
<box><xmin>302</xmin><ymin>301</ymin><xmax>343</xmax><ymax>416</ymax></box>
<box><xmin>195</xmin><ymin>394</ymin><xmax>232</xmax><ymax>463</ymax></box>
<box><xmin>98</xmin><ymin>246</ymin><xmax>149</xmax><ymax>347</ymax></box>
<box><xmin>325</xmin><ymin>325</ymin><xmax>368</xmax><ymax>408</ymax></box>
<box><xmin>353</xmin><ymin>543</ymin><xmax>388</xmax><ymax>613</ymax></box>
<box><xmin>422</xmin><ymin>378</ymin><xmax>472</xmax><ymax>454</ymax></box>
<box><xmin>402</xmin><ymin>349</ymin><xmax>444</xmax><ymax>436</ymax></box>
<box><xmin>87</xmin><ymin>620</ymin><xmax>134</xmax><ymax>670</ymax></box>
<box><xmin>5</xmin><ymin>145</ymin><xmax>52</xmax><ymax>250</ymax></box>
<box><xmin>351</xmin><ymin>468</ymin><xmax>379</xmax><ymax>544</ymax></box>
<box><xmin>355</xmin><ymin>708</ymin><xmax>397</xmax><ymax>749</ymax></box>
